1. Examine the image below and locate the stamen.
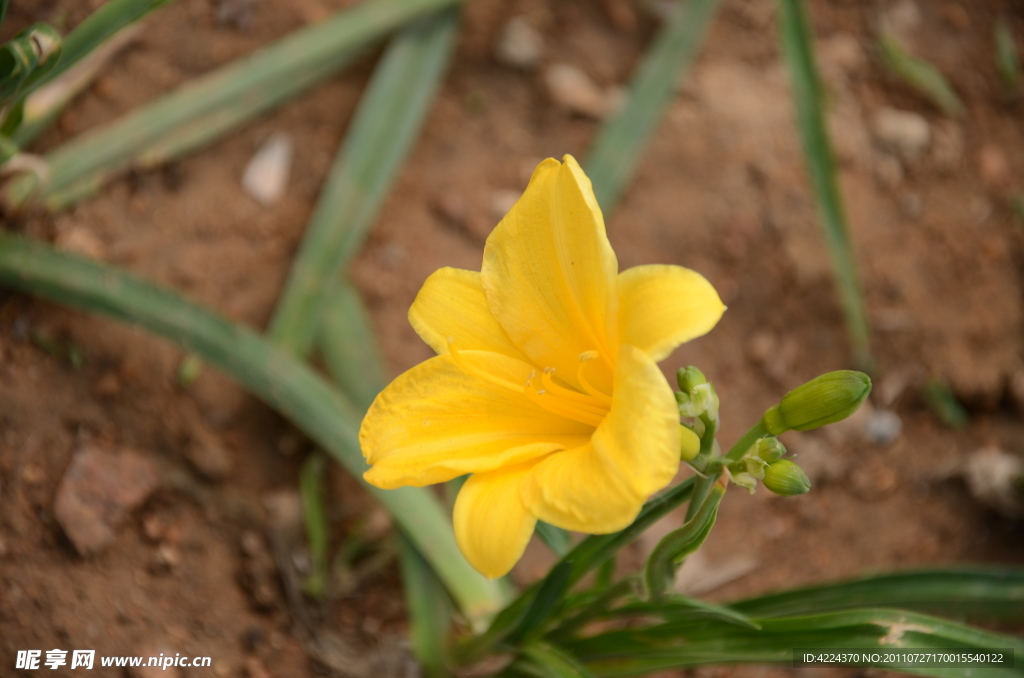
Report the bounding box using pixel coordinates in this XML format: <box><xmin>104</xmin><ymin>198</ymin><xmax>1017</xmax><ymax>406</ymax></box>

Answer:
<box><xmin>577</xmin><ymin>352</ymin><xmax>613</xmax><ymax>406</ymax></box>
<box><xmin>540</xmin><ymin>370</ymin><xmax>607</xmax><ymax>414</ymax></box>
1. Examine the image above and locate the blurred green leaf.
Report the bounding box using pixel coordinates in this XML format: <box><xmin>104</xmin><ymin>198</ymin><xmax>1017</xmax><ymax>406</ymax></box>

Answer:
<box><xmin>922</xmin><ymin>379</ymin><xmax>969</xmax><ymax>428</ymax></box>
<box><xmin>0</xmin><ymin>24</ymin><xmax>61</xmax><ymax>107</ymax></box>
<box><xmin>606</xmin><ymin>595</ymin><xmax>760</xmax><ymax>631</ymax></box>
<box><xmin>509</xmin><ymin>561</ymin><xmax>574</xmax><ymax>644</ymax></box>
<box><xmin>778</xmin><ymin>0</ymin><xmax>871</xmax><ymax>370</ymax></box>
<box><xmin>317</xmin><ymin>280</ymin><xmax>387</xmax><ymax>411</ymax></box>
<box><xmin>2</xmin><ymin>0</ymin><xmax>468</xmax><ymax>213</ymax></box>
<box><xmin>0</xmin><ymin>232</ymin><xmax>506</xmax><ymax>626</ymax></box>
<box><xmin>995</xmin><ymin>16</ymin><xmax>1021</xmax><ymax>96</ymax></box>
<box><xmin>517</xmin><ymin>641</ymin><xmax>596</xmax><ymax>678</ymax></box>
<box><xmin>271</xmin><ymin>7</ymin><xmax>459</xmax><ymax>356</ymax></box>
<box><xmin>878</xmin><ymin>32</ymin><xmax>964</xmax><ymax>116</ymax></box>
<box><xmin>568</xmin><ymin>608</ymin><xmax>1024</xmax><ymax>678</ymax></box>
<box><xmin>585</xmin><ymin>0</ymin><xmax>721</xmax><ymax>211</ymax></box>
<box><xmin>399</xmin><ymin>535</ymin><xmax>455</xmax><ymax>678</ymax></box>
<box><xmin>731</xmin><ymin>567</ymin><xmax>1024</xmax><ymax>621</ymax></box>
<box><xmin>300</xmin><ymin>452</ymin><xmax>330</xmax><ymax>599</ymax></box>
<box><xmin>536</xmin><ymin>521</ymin><xmax>572</xmax><ymax>558</ymax></box>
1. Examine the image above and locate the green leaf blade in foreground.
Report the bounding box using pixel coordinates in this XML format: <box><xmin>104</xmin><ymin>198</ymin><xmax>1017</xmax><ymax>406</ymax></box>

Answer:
<box><xmin>568</xmin><ymin>609</ymin><xmax>1024</xmax><ymax>678</ymax></box>
<box><xmin>0</xmin><ymin>232</ymin><xmax>505</xmax><ymax>625</ymax></box>
<box><xmin>585</xmin><ymin>0</ymin><xmax>721</xmax><ymax>212</ymax></box>
<box><xmin>270</xmin><ymin>7</ymin><xmax>459</xmax><ymax>357</ymax></box>
<box><xmin>731</xmin><ymin>567</ymin><xmax>1024</xmax><ymax>621</ymax></box>
<box><xmin>2</xmin><ymin>0</ymin><xmax>466</xmax><ymax>212</ymax></box>
<box><xmin>778</xmin><ymin>0</ymin><xmax>872</xmax><ymax>370</ymax></box>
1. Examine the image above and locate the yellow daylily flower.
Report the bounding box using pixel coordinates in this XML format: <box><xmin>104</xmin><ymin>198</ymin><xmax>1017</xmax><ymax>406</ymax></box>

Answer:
<box><xmin>359</xmin><ymin>155</ymin><xmax>725</xmax><ymax>579</ymax></box>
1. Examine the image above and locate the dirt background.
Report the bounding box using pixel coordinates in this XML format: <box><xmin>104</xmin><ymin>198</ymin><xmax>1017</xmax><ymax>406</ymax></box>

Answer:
<box><xmin>1</xmin><ymin>0</ymin><xmax>1023</xmax><ymax>676</ymax></box>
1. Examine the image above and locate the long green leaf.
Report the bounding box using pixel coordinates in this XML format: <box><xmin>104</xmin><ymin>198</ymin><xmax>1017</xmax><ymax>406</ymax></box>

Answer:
<box><xmin>516</xmin><ymin>642</ymin><xmax>596</xmax><ymax>678</ymax></box>
<box><xmin>0</xmin><ymin>232</ymin><xmax>504</xmax><ymax>625</ymax></box>
<box><xmin>317</xmin><ymin>279</ymin><xmax>387</xmax><ymax>411</ymax></box>
<box><xmin>585</xmin><ymin>0</ymin><xmax>721</xmax><ymax>212</ymax></box>
<box><xmin>270</xmin><ymin>8</ymin><xmax>458</xmax><ymax>356</ymax></box>
<box><xmin>778</xmin><ymin>0</ymin><xmax>871</xmax><ymax>369</ymax></box>
<box><xmin>2</xmin><ymin>0</ymin><xmax>467</xmax><ymax>212</ymax></box>
<box><xmin>731</xmin><ymin>567</ymin><xmax>1024</xmax><ymax>621</ymax></box>
<box><xmin>569</xmin><ymin>609</ymin><xmax>1024</xmax><ymax>678</ymax></box>
<box><xmin>399</xmin><ymin>535</ymin><xmax>455</xmax><ymax>678</ymax></box>
<box><xmin>600</xmin><ymin>595</ymin><xmax>760</xmax><ymax>631</ymax></box>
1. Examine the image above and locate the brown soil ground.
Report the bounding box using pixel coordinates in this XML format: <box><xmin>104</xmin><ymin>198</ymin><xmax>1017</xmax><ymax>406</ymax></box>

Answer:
<box><xmin>1</xmin><ymin>0</ymin><xmax>1023</xmax><ymax>676</ymax></box>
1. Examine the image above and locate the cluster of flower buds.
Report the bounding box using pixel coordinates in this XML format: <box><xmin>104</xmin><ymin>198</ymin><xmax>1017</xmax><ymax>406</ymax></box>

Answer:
<box><xmin>675</xmin><ymin>366</ymin><xmax>720</xmax><ymax>462</ymax></box>
<box><xmin>726</xmin><ymin>437</ymin><xmax>809</xmax><ymax>496</ymax></box>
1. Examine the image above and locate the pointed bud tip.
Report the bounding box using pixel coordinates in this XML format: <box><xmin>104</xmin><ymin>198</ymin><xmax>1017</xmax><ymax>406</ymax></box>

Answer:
<box><xmin>763</xmin><ymin>459</ymin><xmax>811</xmax><ymax>496</ymax></box>
<box><xmin>763</xmin><ymin>370</ymin><xmax>871</xmax><ymax>435</ymax></box>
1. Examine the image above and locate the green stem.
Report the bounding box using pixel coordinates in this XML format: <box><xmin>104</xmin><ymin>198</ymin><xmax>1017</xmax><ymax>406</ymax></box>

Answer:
<box><xmin>0</xmin><ymin>232</ymin><xmax>504</xmax><ymax>624</ymax></box>
<box><xmin>723</xmin><ymin>420</ymin><xmax>769</xmax><ymax>464</ymax></box>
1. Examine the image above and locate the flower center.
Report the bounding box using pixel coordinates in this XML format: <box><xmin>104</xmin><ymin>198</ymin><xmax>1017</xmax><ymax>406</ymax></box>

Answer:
<box><xmin>523</xmin><ymin>353</ymin><xmax>612</xmax><ymax>428</ymax></box>
<box><xmin>446</xmin><ymin>340</ymin><xmax>612</xmax><ymax>429</ymax></box>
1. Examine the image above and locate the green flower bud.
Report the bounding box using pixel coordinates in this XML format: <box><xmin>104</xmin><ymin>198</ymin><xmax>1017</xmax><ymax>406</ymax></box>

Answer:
<box><xmin>680</xmin><ymin>424</ymin><xmax>701</xmax><ymax>462</ymax></box>
<box><xmin>762</xmin><ymin>459</ymin><xmax>811</xmax><ymax>496</ymax></box>
<box><xmin>762</xmin><ymin>370</ymin><xmax>871</xmax><ymax>435</ymax></box>
<box><xmin>677</xmin><ymin>366</ymin><xmax>708</xmax><ymax>393</ymax></box>
<box><xmin>756</xmin><ymin>436</ymin><xmax>786</xmax><ymax>463</ymax></box>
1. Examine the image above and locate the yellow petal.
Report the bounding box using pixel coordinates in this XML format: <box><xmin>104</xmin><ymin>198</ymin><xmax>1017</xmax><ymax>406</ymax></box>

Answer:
<box><xmin>520</xmin><ymin>345</ymin><xmax>680</xmax><ymax>532</ymax></box>
<box><xmin>454</xmin><ymin>464</ymin><xmax>538</xmax><ymax>579</ymax></box>
<box><xmin>482</xmin><ymin>156</ymin><xmax>618</xmax><ymax>389</ymax></box>
<box><xmin>409</xmin><ymin>267</ymin><xmax>529</xmax><ymax>360</ymax></box>
<box><xmin>617</xmin><ymin>264</ymin><xmax>725</xmax><ymax>362</ymax></box>
<box><xmin>360</xmin><ymin>350</ymin><xmax>591</xmax><ymax>489</ymax></box>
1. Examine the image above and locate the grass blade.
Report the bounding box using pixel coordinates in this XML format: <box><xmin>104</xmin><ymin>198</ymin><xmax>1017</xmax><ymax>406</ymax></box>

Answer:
<box><xmin>399</xmin><ymin>534</ymin><xmax>455</xmax><ymax>678</ymax></box>
<box><xmin>269</xmin><ymin>8</ymin><xmax>458</xmax><ymax>356</ymax></box>
<box><xmin>778</xmin><ymin>0</ymin><xmax>872</xmax><ymax>369</ymax></box>
<box><xmin>17</xmin><ymin>0</ymin><xmax>173</xmax><ymax>103</ymax></box>
<box><xmin>584</xmin><ymin>0</ymin><xmax>721</xmax><ymax>212</ymax></box>
<box><xmin>878</xmin><ymin>32</ymin><xmax>964</xmax><ymax>116</ymax></box>
<box><xmin>1</xmin><ymin>0</ymin><xmax>466</xmax><ymax>212</ymax></box>
<box><xmin>730</xmin><ymin>567</ymin><xmax>1024</xmax><ymax>621</ymax></box>
<box><xmin>535</xmin><ymin>521</ymin><xmax>572</xmax><ymax>558</ymax></box>
<box><xmin>299</xmin><ymin>452</ymin><xmax>330</xmax><ymax>599</ymax></box>
<box><xmin>0</xmin><ymin>232</ymin><xmax>505</xmax><ymax>625</ymax></box>
<box><xmin>995</xmin><ymin>17</ymin><xmax>1020</xmax><ymax>97</ymax></box>
<box><xmin>569</xmin><ymin>609</ymin><xmax>1024</xmax><ymax>678</ymax></box>
<box><xmin>317</xmin><ymin>280</ymin><xmax>388</xmax><ymax>411</ymax></box>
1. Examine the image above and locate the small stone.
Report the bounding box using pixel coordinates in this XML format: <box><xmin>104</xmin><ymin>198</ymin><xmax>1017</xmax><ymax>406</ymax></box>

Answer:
<box><xmin>242</xmin><ymin>131</ymin><xmax>294</xmax><ymax>206</ymax></box>
<box><xmin>977</xmin><ymin>144</ymin><xmax>1010</xmax><ymax>189</ymax></box>
<box><xmin>494</xmin><ymin>17</ymin><xmax>544</xmax><ymax>70</ymax></box>
<box><xmin>963</xmin><ymin>448</ymin><xmax>1024</xmax><ymax>519</ymax></box>
<box><xmin>544</xmin><ymin>64</ymin><xmax>611</xmax><ymax>119</ymax></box>
<box><xmin>54</xmin><ymin>445</ymin><xmax>161</xmax><ymax>556</ymax></box>
<box><xmin>142</xmin><ymin>513</ymin><xmax>168</xmax><ymax>542</ymax></box>
<box><xmin>865</xmin><ymin>409</ymin><xmax>902</xmax><ymax>445</ymax></box>
<box><xmin>151</xmin><ymin>543</ymin><xmax>181</xmax><ymax>573</ymax></box>
<box><xmin>183</xmin><ymin>423</ymin><xmax>233</xmax><ymax>482</ymax></box>
<box><xmin>872</xmin><ymin>107</ymin><xmax>930</xmax><ymax>161</ymax></box>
